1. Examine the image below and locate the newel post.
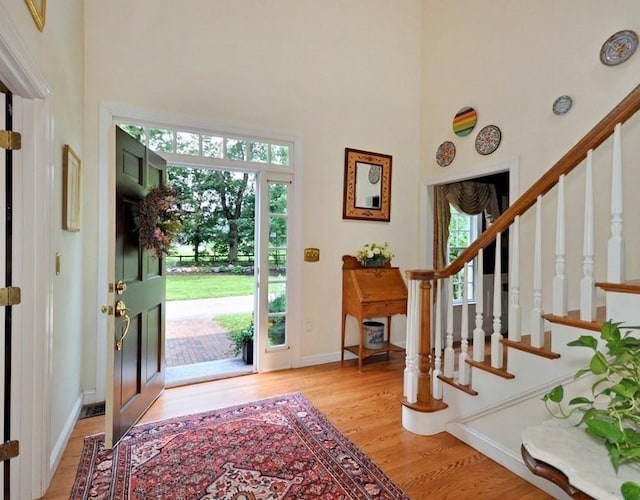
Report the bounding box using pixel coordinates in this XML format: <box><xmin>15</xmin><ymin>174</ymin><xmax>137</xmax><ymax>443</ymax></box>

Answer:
<box><xmin>402</xmin><ymin>271</ymin><xmax>448</xmax><ymax>414</ymax></box>
<box><xmin>418</xmin><ymin>280</ymin><xmax>432</xmax><ymax>403</ymax></box>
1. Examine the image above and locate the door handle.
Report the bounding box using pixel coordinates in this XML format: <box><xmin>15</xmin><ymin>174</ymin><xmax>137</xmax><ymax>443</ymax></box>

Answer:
<box><xmin>114</xmin><ymin>300</ymin><xmax>131</xmax><ymax>351</ymax></box>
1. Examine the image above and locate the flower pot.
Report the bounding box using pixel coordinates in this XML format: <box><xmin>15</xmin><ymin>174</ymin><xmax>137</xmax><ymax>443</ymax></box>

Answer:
<box><xmin>362</xmin><ymin>258</ymin><xmax>390</xmax><ymax>268</ymax></box>
<box><xmin>242</xmin><ymin>341</ymin><xmax>253</xmax><ymax>364</ymax></box>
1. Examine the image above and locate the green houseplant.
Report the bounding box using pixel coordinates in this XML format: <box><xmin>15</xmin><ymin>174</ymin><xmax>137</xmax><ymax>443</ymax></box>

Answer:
<box><xmin>228</xmin><ymin>321</ymin><xmax>254</xmax><ymax>364</ymax></box>
<box><xmin>542</xmin><ymin>320</ymin><xmax>640</xmax><ymax>499</ymax></box>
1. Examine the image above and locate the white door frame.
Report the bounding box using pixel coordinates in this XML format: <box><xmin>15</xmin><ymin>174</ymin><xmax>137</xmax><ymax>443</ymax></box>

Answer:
<box><xmin>96</xmin><ymin>105</ymin><xmax>303</xmax><ymax>398</ymax></box>
<box><xmin>420</xmin><ymin>156</ymin><xmax>520</xmax><ymax>268</ymax></box>
<box><xmin>0</xmin><ymin>8</ymin><xmax>54</xmax><ymax>498</ymax></box>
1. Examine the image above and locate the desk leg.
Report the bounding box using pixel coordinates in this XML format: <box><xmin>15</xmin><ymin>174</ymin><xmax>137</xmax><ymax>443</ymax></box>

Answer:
<box><xmin>386</xmin><ymin>316</ymin><xmax>392</xmax><ymax>360</ymax></box>
<box><xmin>358</xmin><ymin>321</ymin><xmax>364</xmax><ymax>372</ymax></box>
<box><xmin>341</xmin><ymin>313</ymin><xmax>347</xmax><ymax>361</ymax></box>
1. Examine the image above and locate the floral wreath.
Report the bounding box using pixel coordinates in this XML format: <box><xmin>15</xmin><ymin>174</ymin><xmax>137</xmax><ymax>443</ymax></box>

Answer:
<box><xmin>136</xmin><ymin>184</ymin><xmax>182</xmax><ymax>258</ymax></box>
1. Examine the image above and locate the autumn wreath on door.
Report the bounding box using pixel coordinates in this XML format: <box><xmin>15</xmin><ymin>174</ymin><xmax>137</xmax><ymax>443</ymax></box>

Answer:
<box><xmin>136</xmin><ymin>185</ymin><xmax>182</xmax><ymax>258</ymax></box>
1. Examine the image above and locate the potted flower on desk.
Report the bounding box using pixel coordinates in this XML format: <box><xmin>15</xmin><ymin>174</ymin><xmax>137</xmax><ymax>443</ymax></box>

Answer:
<box><xmin>355</xmin><ymin>242</ymin><xmax>394</xmax><ymax>267</ymax></box>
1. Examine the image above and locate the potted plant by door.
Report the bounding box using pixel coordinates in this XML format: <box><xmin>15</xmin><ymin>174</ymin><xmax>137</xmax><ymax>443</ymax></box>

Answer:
<box><xmin>228</xmin><ymin>321</ymin><xmax>254</xmax><ymax>364</ymax></box>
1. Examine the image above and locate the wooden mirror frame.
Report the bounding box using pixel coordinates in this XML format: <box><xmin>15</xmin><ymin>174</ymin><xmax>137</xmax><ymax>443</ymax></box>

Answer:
<box><xmin>342</xmin><ymin>148</ymin><xmax>392</xmax><ymax>222</ymax></box>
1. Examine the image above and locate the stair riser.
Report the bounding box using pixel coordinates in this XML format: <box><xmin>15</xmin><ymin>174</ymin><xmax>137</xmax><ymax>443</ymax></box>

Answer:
<box><xmin>606</xmin><ymin>292</ymin><xmax>640</xmax><ymax>326</ymax></box>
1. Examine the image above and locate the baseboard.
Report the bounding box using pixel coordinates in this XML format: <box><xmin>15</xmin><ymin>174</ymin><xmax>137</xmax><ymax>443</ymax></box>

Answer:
<box><xmin>300</xmin><ymin>345</ymin><xmax>404</xmax><ymax>368</ymax></box>
<box><xmin>49</xmin><ymin>394</ymin><xmax>83</xmax><ymax>482</ymax></box>
<box><xmin>299</xmin><ymin>350</ymin><xmax>354</xmax><ymax>367</ymax></box>
<box><xmin>446</xmin><ymin>422</ymin><xmax>570</xmax><ymax>499</ymax></box>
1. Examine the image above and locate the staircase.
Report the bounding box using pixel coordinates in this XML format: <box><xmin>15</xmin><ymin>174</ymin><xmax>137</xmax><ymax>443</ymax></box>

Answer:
<box><xmin>401</xmin><ymin>84</ymin><xmax>640</xmax><ymax>498</ymax></box>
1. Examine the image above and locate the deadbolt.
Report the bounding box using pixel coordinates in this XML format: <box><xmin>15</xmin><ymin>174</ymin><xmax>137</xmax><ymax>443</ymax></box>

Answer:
<box><xmin>115</xmin><ymin>280</ymin><xmax>127</xmax><ymax>295</ymax></box>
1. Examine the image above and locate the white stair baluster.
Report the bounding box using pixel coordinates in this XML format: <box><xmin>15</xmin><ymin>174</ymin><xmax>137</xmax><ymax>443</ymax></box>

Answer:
<box><xmin>581</xmin><ymin>150</ymin><xmax>596</xmax><ymax>321</ymax></box>
<box><xmin>490</xmin><ymin>232</ymin><xmax>503</xmax><ymax>369</ymax></box>
<box><xmin>433</xmin><ymin>279</ymin><xmax>443</xmax><ymax>399</ymax></box>
<box><xmin>473</xmin><ymin>249</ymin><xmax>485</xmax><ymax>361</ymax></box>
<box><xmin>608</xmin><ymin>122</ymin><xmax>624</xmax><ymax>283</ymax></box>
<box><xmin>443</xmin><ymin>277</ymin><xmax>455</xmax><ymax>378</ymax></box>
<box><xmin>508</xmin><ymin>216</ymin><xmax>521</xmax><ymax>341</ymax></box>
<box><xmin>458</xmin><ymin>264</ymin><xmax>470</xmax><ymax>385</ymax></box>
<box><xmin>531</xmin><ymin>196</ymin><xmax>545</xmax><ymax>348</ymax></box>
<box><xmin>403</xmin><ymin>278</ymin><xmax>420</xmax><ymax>403</ymax></box>
<box><xmin>553</xmin><ymin>174</ymin><xmax>567</xmax><ymax>315</ymax></box>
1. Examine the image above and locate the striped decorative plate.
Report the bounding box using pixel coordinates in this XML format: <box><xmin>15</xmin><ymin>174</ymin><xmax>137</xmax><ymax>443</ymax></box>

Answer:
<box><xmin>452</xmin><ymin>106</ymin><xmax>477</xmax><ymax>136</ymax></box>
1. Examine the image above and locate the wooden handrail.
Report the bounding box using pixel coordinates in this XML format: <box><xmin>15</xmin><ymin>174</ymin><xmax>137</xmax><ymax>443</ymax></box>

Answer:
<box><xmin>408</xmin><ymin>84</ymin><xmax>640</xmax><ymax>281</ymax></box>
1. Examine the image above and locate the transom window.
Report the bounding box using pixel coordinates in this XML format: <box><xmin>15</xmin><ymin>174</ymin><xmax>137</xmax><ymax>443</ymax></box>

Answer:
<box><xmin>117</xmin><ymin>123</ymin><xmax>291</xmax><ymax>168</ymax></box>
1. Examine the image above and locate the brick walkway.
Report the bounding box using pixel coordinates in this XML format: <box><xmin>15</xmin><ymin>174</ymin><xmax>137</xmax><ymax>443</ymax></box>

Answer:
<box><xmin>165</xmin><ymin>318</ymin><xmax>237</xmax><ymax>367</ymax></box>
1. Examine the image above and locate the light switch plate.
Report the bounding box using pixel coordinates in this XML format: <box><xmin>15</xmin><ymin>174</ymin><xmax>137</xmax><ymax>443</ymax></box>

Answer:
<box><xmin>304</xmin><ymin>248</ymin><xmax>320</xmax><ymax>262</ymax></box>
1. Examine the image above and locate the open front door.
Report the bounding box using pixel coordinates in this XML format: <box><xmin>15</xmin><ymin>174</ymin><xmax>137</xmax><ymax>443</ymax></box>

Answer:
<box><xmin>105</xmin><ymin>127</ymin><xmax>166</xmax><ymax>447</ymax></box>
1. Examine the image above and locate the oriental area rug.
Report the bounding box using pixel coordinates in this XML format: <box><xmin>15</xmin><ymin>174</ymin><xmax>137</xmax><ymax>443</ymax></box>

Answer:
<box><xmin>71</xmin><ymin>392</ymin><xmax>409</xmax><ymax>499</ymax></box>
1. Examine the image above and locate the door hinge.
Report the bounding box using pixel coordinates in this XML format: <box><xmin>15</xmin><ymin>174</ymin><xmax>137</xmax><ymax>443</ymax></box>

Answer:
<box><xmin>0</xmin><ymin>440</ymin><xmax>19</xmax><ymax>461</ymax></box>
<box><xmin>0</xmin><ymin>287</ymin><xmax>21</xmax><ymax>306</ymax></box>
<box><xmin>0</xmin><ymin>130</ymin><xmax>21</xmax><ymax>150</ymax></box>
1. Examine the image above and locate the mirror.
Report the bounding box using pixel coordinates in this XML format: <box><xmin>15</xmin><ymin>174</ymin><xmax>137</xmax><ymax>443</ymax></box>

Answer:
<box><xmin>343</xmin><ymin>148</ymin><xmax>392</xmax><ymax>221</ymax></box>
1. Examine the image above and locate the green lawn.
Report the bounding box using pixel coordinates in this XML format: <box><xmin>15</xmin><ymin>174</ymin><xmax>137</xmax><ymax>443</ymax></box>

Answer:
<box><xmin>214</xmin><ymin>313</ymin><xmax>253</xmax><ymax>331</ymax></box>
<box><xmin>166</xmin><ymin>274</ymin><xmax>254</xmax><ymax>301</ymax></box>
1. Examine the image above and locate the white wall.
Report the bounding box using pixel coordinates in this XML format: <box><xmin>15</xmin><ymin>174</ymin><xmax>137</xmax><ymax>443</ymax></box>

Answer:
<box><xmin>421</xmin><ymin>1</ymin><xmax>640</xmax><ymax>323</ymax></box>
<box><xmin>82</xmin><ymin>0</ymin><xmax>422</xmax><ymax>386</ymax></box>
<box><xmin>0</xmin><ymin>0</ymin><xmax>84</xmax><ymax>492</ymax></box>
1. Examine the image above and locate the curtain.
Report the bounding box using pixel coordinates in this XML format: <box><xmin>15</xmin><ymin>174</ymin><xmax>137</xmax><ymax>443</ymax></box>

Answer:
<box><xmin>433</xmin><ymin>181</ymin><xmax>501</xmax><ymax>269</ymax></box>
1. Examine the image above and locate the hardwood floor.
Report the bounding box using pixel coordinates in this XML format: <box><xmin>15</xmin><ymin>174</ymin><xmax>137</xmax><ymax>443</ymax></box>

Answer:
<box><xmin>42</xmin><ymin>354</ymin><xmax>552</xmax><ymax>499</ymax></box>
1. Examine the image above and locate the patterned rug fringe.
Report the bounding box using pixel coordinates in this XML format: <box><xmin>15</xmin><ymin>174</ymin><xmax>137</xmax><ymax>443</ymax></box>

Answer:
<box><xmin>71</xmin><ymin>392</ymin><xmax>409</xmax><ymax>499</ymax></box>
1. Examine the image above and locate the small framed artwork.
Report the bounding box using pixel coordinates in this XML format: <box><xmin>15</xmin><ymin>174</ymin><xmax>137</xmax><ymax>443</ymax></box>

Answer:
<box><xmin>343</xmin><ymin>148</ymin><xmax>392</xmax><ymax>222</ymax></box>
<box><xmin>63</xmin><ymin>145</ymin><xmax>81</xmax><ymax>231</ymax></box>
<box><xmin>24</xmin><ymin>0</ymin><xmax>46</xmax><ymax>32</ymax></box>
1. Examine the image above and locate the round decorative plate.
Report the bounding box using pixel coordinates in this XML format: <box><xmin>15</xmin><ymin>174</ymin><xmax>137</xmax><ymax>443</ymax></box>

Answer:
<box><xmin>552</xmin><ymin>95</ymin><xmax>573</xmax><ymax>115</ymax></box>
<box><xmin>475</xmin><ymin>125</ymin><xmax>502</xmax><ymax>155</ymax></box>
<box><xmin>600</xmin><ymin>30</ymin><xmax>638</xmax><ymax>66</ymax></box>
<box><xmin>436</xmin><ymin>141</ymin><xmax>456</xmax><ymax>167</ymax></box>
<box><xmin>452</xmin><ymin>107</ymin><xmax>477</xmax><ymax>136</ymax></box>
<box><xmin>368</xmin><ymin>165</ymin><xmax>381</xmax><ymax>184</ymax></box>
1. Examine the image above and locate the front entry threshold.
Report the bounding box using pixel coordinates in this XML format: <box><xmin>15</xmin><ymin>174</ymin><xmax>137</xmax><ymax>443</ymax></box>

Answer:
<box><xmin>165</xmin><ymin>358</ymin><xmax>254</xmax><ymax>388</ymax></box>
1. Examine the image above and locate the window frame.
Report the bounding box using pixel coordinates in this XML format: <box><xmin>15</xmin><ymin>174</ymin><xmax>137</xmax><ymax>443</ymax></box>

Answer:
<box><xmin>447</xmin><ymin>207</ymin><xmax>481</xmax><ymax>304</ymax></box>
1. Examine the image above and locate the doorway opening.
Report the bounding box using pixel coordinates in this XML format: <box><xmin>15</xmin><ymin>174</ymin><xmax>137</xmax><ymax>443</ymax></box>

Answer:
<box><xmin>429</xmin><ymin>167</ymin><xmax>512</xmax><ymax>340</ymax></box>
<box><xmin>113</xmin><ymin>119</ymin><xmax>297</xmax><ymax>388</ymax></box>
<box><xmin>164</xmin><ymin>165</ymin><xmax>257</xmax><ymax>386</ymax></box>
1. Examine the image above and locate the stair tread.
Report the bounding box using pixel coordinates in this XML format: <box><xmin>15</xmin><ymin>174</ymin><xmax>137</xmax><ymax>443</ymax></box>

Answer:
<box><xmin>438</xmin><ymin>374</ymin><xmax>478</xmax><ymax>396</ymax></box>
<box><xmin>466</xmin><ymin>354</ymin><xmax>515</xmax><ymax>379</ymax></box>
<box><xmin>501</xmin><ymin>331</ymin><xmax>560</xmax><ymax>359</ymax></box>
<box><xmin>543</xmin><ymin>306</ymin><xmax>606</xmax><ymax>332</ymax></box>
<box><xmin>595</xmin><ymin>279</ymin><xmax>640</xmax><ymax>294</ymax></box>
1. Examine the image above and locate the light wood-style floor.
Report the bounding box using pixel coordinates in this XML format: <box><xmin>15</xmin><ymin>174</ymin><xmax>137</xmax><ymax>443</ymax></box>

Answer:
<box><xmin>42</xmin><ymin>354</ymin><xmax>553</xmax><ymax>499</ymax></box>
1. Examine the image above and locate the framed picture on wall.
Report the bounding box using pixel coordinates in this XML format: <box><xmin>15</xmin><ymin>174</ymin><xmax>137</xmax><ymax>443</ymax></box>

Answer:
<box><xmin>63</xmin><ymin>145</ymin><xmax>81</xmax><ymax>232</ymax></box>
<box><xmin>24</xmin><ymin>0</ymin><xmax>46</xmax><ymax>31</ymax></box>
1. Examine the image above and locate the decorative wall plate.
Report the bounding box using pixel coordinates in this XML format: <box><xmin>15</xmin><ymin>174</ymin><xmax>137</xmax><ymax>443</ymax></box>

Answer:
<box><xmin>436</xmin><ymin>141</ymin><xmax>456</xmax><ymax>167</ymax></box>
<box><xmin>452</xmin><ymin>107</ymin><xmax>477</xmax><ymax>136</ymax></box>
<box><xmin>552</xmin><ymin>95</ymin><xmax>573</xmax><ymax>115</ymax></box>
<box><xmin>475</xmin><ymin>125</ymin><xmax>502</xmax><ymax>155</ymax></box>
<box><xmin>600</xmin><ymin>30</ymin><xmax>638</xmax><ymax>66</ymax></box>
